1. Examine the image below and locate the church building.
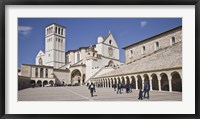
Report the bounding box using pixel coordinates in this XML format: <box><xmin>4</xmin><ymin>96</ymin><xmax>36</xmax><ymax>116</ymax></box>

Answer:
<box><xmin>19</xmin><ymin>23</ymin><xmax>122</xmax><ymax>87</ymax></box>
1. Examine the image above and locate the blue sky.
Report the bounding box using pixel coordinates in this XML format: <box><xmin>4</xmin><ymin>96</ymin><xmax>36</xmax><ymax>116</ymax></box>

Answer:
<box><xmin>18</xmin><ymin>18</ymin><xmax>182</xmax><ymax>68</ymax></box>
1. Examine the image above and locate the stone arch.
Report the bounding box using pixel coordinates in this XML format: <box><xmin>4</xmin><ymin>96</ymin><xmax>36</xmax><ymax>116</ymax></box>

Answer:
<box><xmin>143</xmin><ymin>74</ymin><xmax>150</xmax><ymax>84</ymax></box>
<box><xmin>171</xmin><ymin>71</ymin><xmax>182</xmax><ymax>92</ymax></box>
<box><xmin>49</xmin><ymin>80</ymin><xmax>54</xmax><ymax>86</ymax></box>
<box><xmin>108</xmin><ymin>79</ymin><xmax>111</xmax><ymax>88</ymax></box>
<box><xmin>121</xmin><ymin>77</ymin><xmax>125</xmax><ymax>85</ymax></box>
<box><xmin>151</xmin><ymin>73</ymin><xmax>159</xmax><ymax>90</ymax></box>
<box><xmin>43</xmin><ymin>80</ymin><xmax>48</xmax><ymax>87</ymax></box>
<box><xmin>111</xmin><ymin>78</ymin><xmax>114</xmax><ymax>87</ymax></box>
<box><xmin>30</xmin><ymin>80</ymin><xmax>36</xmax><ymax>87</ymax></box>
<box><xmin>131</xmin><ymin>76</ymin><xmax>136</xmax><ymax>89</ymax></box>
<box><xmin>71</xmin><ymin>69</ymin><xmax>81</xmax><ymax>86</ymax></box>
<box><xmin>126</xmin><ymin>76</ymin><xmax>130</xmax><ymax>84</ymax></box>
<box><xmin>117</xmin><ymin>77</ymin><xmax>121</xmax><ymax>84</ymax></box>
<box><xmin>137</xmin><ymin>75</ymin><xmax>142</xmax><ymax>90</ymax></box>
<box><xmin>37</xmin><ymin>80</ymin><xmax>42</xmax><ymax>87</ymax></box>
<box><xmin>160</xmin><ymin>73</ymin><xmax>169</xmax><ymax>91</ymax></box>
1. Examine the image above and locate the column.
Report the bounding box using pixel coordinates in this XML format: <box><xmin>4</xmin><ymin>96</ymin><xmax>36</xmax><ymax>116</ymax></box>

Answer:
<box><xmin>142</xmin><ymin>77</ymin><xmax>144</xmax><ymax>90</ymax></box>
<box><xmin>150</xmin><ymin>78</ymin><xmax>153</xmax><ymax>91</ymax></box>
<box><xmin>135</xmin><ymin>78</ymin><xmax>138</xmax><ymax>90</ymax></box>
<box><xmin>169</xmin><ymin>79</ymin><xmax>172</xmax><ymax>92</ymax></box>
<box><xmin>158</xmin><ymin>77</ymin><xmax>161</xmax><ymax>91</ymax></box>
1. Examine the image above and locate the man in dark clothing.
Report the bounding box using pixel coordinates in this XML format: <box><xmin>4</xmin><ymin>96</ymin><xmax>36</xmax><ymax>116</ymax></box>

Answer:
<box><xmin>138</xmin><ymin>89</ymin><xmax>143</xmax><ymax>100</ymax></box>
<box><xmin>89</xmin><ymin>82</ymin><xmax>95</xmax><ymax>97</ymax></box>
<box><xmin>143</xmin><ymin>82</ymin><xmax>150</xmax><ymax>99</ymax></box>
<box><xmin>117</xmin><ymin>83</ymin><xmax>122</xmax><ymax>94</ymax></box>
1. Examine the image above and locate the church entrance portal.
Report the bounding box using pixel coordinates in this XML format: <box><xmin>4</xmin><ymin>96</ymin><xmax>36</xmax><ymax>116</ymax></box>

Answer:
<box><xmin>71</xmin><ymin>69</ymin><xmax>82</xmax><ymax>86</ymax></box>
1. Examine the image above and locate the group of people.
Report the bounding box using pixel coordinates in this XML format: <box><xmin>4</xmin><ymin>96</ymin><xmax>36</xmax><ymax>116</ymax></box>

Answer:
<box><xmin>87</xmin><ymin>81</ymin><xmax>150</xmax><ymax>100</ymax></box>
<box><xmin>113</xmin><ymin>83</ymin><xmax>132</xmax><ymax>94</ymax></box>
<box><xmin>138</xmin><ymin>82</ymin><xmax>150</xmax><ymax>100</ymax></box>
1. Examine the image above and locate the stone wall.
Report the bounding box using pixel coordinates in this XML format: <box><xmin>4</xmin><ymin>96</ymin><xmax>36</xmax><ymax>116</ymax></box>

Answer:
<box><xmin>124</xmin><ymin>27</ymin><xmax>182</xmax><ymax>64</ymax></box>
<box><xmin>18</xmin><ymin>76</ymin><xmax>31</xmax><ymax>90</ymax></box>
<box><xmin>53</xmin><ymin>69</ymin><xmax>70</xmax><ymax>85</ymax></box>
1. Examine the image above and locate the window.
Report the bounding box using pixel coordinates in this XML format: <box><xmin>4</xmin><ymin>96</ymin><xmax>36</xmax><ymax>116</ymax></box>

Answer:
<box><xmin>58</xmin><ymin>28</ymin><xmax>60</xmax><ymax>34</ymax></box>
<box><xmin>45</xmin><ymin>69</ymin><xmax>48</xmax><ymax>78</ymax></box>
<box><xmin>109</xmin><ymin>40</ymin><xmax>112</xmax><ymax>45</ymax></box>
<box><xmin>142</xmin><ymin>46</ymin><xmax>145</xmax><ymax>54</ymax></box>
<box><xmin>61</xmin><ymin>29</ymin><xmax>63</xmax><ymax>35</ymax></box>
<box><xmin>35</xmin><ymin>68</ymin><xmax>38</xmax><ymax>77</ymax></box>
<box><xmin>171</xmin><ymin>37</ymin><xmax>176</xmax><ymax>45</ymax></box>
<box><xmin>58</xmin><ymin>38</ymin><xmax>60</xmax><ymax>42</ymax></box>
<box><xmin>40</xmin><ymin>68</ymin><xmax>43</xmax><ymax>78</ymax></box>
<box><xmin>88</xmin><ymin>53</ymin><xmax>90</xmax><ymax>55</ymax></box>
<box><xmin>55</xmin><ymin>27</ymin><xmax>57</xmax><ymax>33</ymax></box>
<box><xmin>129</xmin><ymin>50</ymin><xmax>133</xmax><ymax>58</ymax></box>
<box><xmin>39</xmin><ymin>58</ymin><xmax>43</xmax><ymax>65</ymax></box>
<box><xmin>155</xmin><ymin>42</ymin><xmax>159</xmax><ymax>50</ymax></box>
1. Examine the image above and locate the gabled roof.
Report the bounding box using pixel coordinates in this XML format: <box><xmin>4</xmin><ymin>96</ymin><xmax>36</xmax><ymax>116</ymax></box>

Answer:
<box><xmin>36</xmin><ymin>50</ymin><xmax>45</xmax><ymax>57</ymax></box>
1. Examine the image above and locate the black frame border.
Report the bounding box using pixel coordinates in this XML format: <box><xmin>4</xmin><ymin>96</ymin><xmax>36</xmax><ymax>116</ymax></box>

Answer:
<box><xmin>0</xmin><ymin>0</ymin><xmax>199</xmax><ymax>119</ymax></box>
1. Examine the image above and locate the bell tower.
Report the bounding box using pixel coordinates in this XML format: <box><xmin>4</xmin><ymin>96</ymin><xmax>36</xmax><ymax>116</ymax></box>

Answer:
<box><xmin>45</xmin><ymin>23</ymin><xmax>66</xmax><ymax>68</ymax></box>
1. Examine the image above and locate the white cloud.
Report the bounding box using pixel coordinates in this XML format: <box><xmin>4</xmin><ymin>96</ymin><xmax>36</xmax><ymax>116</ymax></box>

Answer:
<box><xmin>18</xmin><ymin>26</ymin><xmax>32</xmax><ymax>37</ymax></box>
<box><xmin>140</xmin><ymin>21</ymin><xmax>147</xmax><ymax>28</ymax></box>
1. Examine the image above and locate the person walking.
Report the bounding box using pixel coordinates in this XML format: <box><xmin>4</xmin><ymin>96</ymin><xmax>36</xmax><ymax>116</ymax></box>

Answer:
<box><xmin>138</xmin><ymin>88</ymin><xmax>143</xmax><ymax>100</ymax></box>
<box><xmin>143</xmin><ymin>82</ymin><xmax>150</xmax><ymax>99</ymax></box>
<box><xmin>89</xmin><ymin>82</ymin><xmax>95</xmax><ymax>97</ymax></box>
<box><xmin>113</xmin><ymin>83</ymin><xmax>117</xmax><ymax>91</ymax></box>
<box><xmin>117</xmin><ymin>83</ymin><xmax>122</xmax><ymax>94</ymax></box>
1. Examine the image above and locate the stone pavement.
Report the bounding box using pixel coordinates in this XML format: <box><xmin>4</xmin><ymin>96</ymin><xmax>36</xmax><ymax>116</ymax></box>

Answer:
<box><xmin>18</xmin><ymin>86</ymin><xmax>182</xmax><ymax>101</ymax></box>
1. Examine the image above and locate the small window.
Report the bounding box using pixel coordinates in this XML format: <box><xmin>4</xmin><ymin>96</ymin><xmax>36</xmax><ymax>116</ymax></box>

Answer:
<box><xmin>61</xmin><ymin>29</ymin><xmax>63</xmax><ymax>35</ymax></box>
<box><xmin>88</xmin><ymin>53</ymin><xmax>90</xmax><ymax>55</ymax></box>
<box><xmin>155</xmin><ymin>42</ymin><xmax>159</xmax><ymax>50</ymax></box>
<box><xmin>109</xmin><ymin>40</ymin><xmax>112</xmax><ymax>45</ymax></box>
<box><xmin>45</xmin><ymin>69</ymin><xmax>48</xmax><ymax>78</ymax></box>
<box><xmin>55</xmin><ymin>27</ymin><xmax>57</xmax><ymax>33</ymax></box>
<box><xmin>142</xmin><ymin>46</ymin><xmax>145</xmax><ymax>54</ymax></box>
<box><xmin>35</xmin><ymin>68</ymin><xmax>38</xmax><ymax>77</ymax></box>
<box><xmin>58</xmin><ymin>39</ymin><xmax>60</xmax><ymax>42</ymax></box>
<box><xmin>58</xmin><ymin>28</ymin><xmax>60</xmax><ymax>34</ymax></box>
<box><xmin>171</xmin><ymin>37</ymin><xmax>176</xmax><ymax>45</ymax></box>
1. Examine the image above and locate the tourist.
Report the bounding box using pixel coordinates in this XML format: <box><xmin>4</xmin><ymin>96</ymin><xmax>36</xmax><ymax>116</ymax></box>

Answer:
<box><xmin>143</xmin><ymin>82</ymin><xmax>150</xmax><ymax>99</ymax></box>
<box><xmin>129</xmin><ymin>84</ymin><xmax>132</xmax><ymax>93</ymax></box>
<box><xmin>125</xmin><ymin>84</ymin><xmax>129</xmax><ymax>93</ymax></box>
<box><xmin>138</xmin><ymin>88</ymin><xmax>143</xmax><ymax>100</ymax></box>
<box><xmin>89</xmin><ymin>82</ymin><xmax>95</xmax><ymax>97</ymax></box>
<box><xmin>117</xmin><ymin>83</ymin><xmax>122</xmax><ymax>94</ymax></box>
<box><xmin>113</xmin><ymin>83</ymin><xmax>117</xmax><ymax>91</ymax></box>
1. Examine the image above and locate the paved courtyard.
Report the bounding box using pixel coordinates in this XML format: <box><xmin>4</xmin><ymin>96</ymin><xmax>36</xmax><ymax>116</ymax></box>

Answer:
<box><xmin>18</xmin><ymin>86</ymin><xmax>182</xmax><ymax>101</ymax></box>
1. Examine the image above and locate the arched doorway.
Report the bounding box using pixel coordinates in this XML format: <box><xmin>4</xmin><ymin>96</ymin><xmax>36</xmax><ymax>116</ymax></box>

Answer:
<box><xmin>160</xmin><ymin>73</ymin><xmax>169</xmax><ymax>91</ymax></box>
<box><xmin>151</xmin><ymin>73</ymin><xmax>159</xmax><ymax>90</ymax></box>
<box><xmin>131</xmin><ymin>76</ymin><xmax>136</xmax><ymax>89</ymax></box>
<box><xmin>30</xmin><ymin>80</ymin><xmax>36</xmax><ymax>87</ymax></box>
<box><xmin>171</xmin><ymin>71</ymin><xmax>182</xmax><ymax>92</ymax></box>
<box><xmin>37</xmin><ymin>80</ymin><xmax>42</xmax><ymax>87</ymax></box>
<box><xmin>122</xmin><ymin>77</ymin><xmax>125</xmax><ymax>86</ymax></box>
<box><xmin>143</xmin><ymin>74</ymin><xmax>150</xmax><ymax>85</ymax></box>
<box><xmin>49</xmin><ymin>80</ymin><xmax>54</xmax><ymax>86</ymax></box>
<box><xmin>43</xmin><ymin>80</ymin><xmax>48</xmax><ymax>87</ymax></box>
<box><xmin>71</xmin><ymin>69</ymin><xmax>81</xmax><ymax>86</ymax></box>
<box><xmin>137</xmin><ymin>75</ymin><xmax>142</xmax><ymax>90</ymax></box>
<box><xmin>126</xmin><ymin>76</ymin><xmax>130</xmax><ymax>85</ymax></box>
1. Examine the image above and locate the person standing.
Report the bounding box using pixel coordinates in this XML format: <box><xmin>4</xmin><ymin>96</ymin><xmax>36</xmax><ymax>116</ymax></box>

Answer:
<box><xmin>143</xmin><ymin>82</ymin><xmax>150</xmax><ymax>99</ymax></box>
<box><xmin>89</xmin><ymin>82</ymin><xmax>95</xmax><ymax>97</ymax></box>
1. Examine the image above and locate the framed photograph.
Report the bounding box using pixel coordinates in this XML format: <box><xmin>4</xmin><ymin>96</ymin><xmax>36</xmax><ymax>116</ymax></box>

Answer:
<box><xmin>1</xmin><ymin>0</ymin><xmax>199</xmax><ymax>118</ymax></box>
